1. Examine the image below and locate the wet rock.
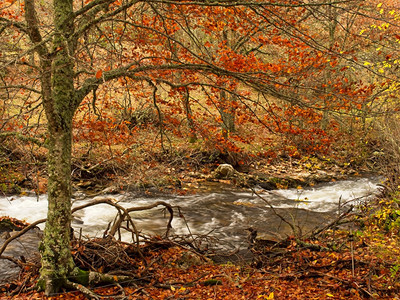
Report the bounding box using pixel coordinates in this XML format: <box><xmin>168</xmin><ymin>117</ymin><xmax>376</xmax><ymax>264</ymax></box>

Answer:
<box><xmin>212</xmin><ymin>164</ymin><xmax>238</xmax><ymax>179</ymax></box>
<box><xmin>314</xmin><ymin>170</ymin><xmax>330</xmax><ymax>181</ymax></box>
<box><xmin>72</xmin><ymin>190</ymin><xmax>86</xmax><ymax>199</ymax></box>
<box><xmin>257</xmin><ymin>182</ymin><xmax>276</xmax><ymax>190</ymax></box>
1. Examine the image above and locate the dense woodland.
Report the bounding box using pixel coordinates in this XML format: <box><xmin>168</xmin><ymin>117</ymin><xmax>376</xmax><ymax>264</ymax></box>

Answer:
<box><xmin>0</xmin><ymin>0</ymin><xmax>400</xmax><ymax>298</ymax></box>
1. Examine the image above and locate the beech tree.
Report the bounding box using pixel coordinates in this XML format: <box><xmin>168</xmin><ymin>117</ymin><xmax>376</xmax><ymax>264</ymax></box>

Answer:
<box><xmin>1</xmin><ymin>0</ymin><xmax>398</xmax><ymax>295</ymax></box>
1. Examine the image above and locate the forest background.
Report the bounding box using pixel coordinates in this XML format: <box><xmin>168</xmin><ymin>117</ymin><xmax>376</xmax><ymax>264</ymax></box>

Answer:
<box><xmin>1</xmin><ymin>0</ymin><xmax>400</xmax><ymax>298</ymax></box>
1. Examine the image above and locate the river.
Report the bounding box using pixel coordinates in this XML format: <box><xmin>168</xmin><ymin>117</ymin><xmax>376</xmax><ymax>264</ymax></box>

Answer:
<box><xmin>1</xmin><ymin>176</ymin><xmax>382</xmax><ymax>247</ymax></box>
<box><xmin>0</xmin><ymin>176</ymin><xmax>383</xmax><ymax>282</ymax></box>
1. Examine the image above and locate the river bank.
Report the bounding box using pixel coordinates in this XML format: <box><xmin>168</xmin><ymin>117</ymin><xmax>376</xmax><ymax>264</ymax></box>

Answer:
<box><xmin>1</xmin><ymin>142</ymin><xmax>379</xmax><ymax>197</ymax></box>
<box><xmin>66</xmin><ymin>153</ymin><xmax>377</xmax><ymax>201</ymax></box>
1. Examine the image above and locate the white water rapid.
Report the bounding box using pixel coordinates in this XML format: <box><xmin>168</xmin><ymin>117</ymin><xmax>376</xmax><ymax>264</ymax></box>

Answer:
<box><xmin>0</xmin><ymin>177</ymin><xmax>382</xmax><ymax>247</ymax></box>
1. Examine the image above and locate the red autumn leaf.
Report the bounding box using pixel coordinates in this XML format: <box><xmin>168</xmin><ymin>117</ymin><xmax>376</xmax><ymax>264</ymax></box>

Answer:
<box><xmin>95</xmin><ymin>70</ymin><xmax>103</xmax><ymax>79</ymax></box>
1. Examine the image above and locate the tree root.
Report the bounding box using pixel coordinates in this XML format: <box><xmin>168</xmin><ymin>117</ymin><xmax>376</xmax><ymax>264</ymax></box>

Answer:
<box><xmin>64</xmin><ymin>279</ymin><xmax>101</xmax><ymax>300</ymax></box>
<box><xmin>63</xmin><ymin>269</ymin><xmax>134</xmax><ymax>300</ymax></box>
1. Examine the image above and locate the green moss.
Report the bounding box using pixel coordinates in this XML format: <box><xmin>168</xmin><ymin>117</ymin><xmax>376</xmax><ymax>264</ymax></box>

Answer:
<box><xmin>268</xmin><ymin>177</ymin><xmax>282</xmax><ymax>184</ymax></box>
<box><xmin>35</xmin><ymin>278</ymin><xmax>46</xmax><ymax>292</ymax></box>
<box><xmin>35</xmin><ymin>274</ymin><xmax>65</xmax><ymax>295</ymax></box>
<box><xmin>70</xmin><ymin>268</ymin><xmax>90</xmax><ymax>286</ymax></box>
<box><xmin>202</xmin><ymin>279</ymin><xmax>222</xmax><ymax>286</ymax></box>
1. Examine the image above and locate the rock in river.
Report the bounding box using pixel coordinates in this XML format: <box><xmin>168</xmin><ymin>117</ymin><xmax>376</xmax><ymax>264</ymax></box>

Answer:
<box><xmin>212</xmin><ymin>164</ymin><xmax>238</xmax><ymax>179</ymax></box>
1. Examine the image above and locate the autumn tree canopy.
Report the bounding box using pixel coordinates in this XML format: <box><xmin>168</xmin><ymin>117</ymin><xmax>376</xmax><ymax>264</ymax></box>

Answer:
<box><xmin>2</xmin><ymin>0</ymin><xmax>398</xmax><ymax>157</ymax></box>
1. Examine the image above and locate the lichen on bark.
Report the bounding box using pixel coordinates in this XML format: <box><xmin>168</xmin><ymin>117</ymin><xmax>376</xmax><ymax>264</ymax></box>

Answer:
<box><xmin>35</xmin><ymin>0</ymin><xmax>78</xmax><ymax>294</ymax></box>
<box><xmin>38</xmin><ymin>129</ymin><xmax>75</xmax><ymax>294</ymax></box>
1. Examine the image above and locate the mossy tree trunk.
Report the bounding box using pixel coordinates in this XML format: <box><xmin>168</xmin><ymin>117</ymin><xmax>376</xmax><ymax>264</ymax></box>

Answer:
<box><xmin>25</xmin><ymin>0</ymin><xmax>79</xmax><ymax>295</ymax></box>
<box><xmin>38</xmin><ymin>129</ymin><xmax>76</xmax><ymax>294</ymax></box>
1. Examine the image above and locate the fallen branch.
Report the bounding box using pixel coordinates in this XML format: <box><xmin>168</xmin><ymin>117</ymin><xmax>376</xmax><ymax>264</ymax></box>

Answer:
<box><xmin>1</xmin><ymin>198</ymin><xmax>174</xmax><ymax>265</ymax></box>
<box><xmin>0</xmin><ymin>218</ymin><xmax>45</xmax><ymax>257</ymax></box>
<box><xmin>1</xmin><ymin>198</ymin><xmax>178</xmax><ymax>299</ymax></box>
<box><xmin>71</xmin><ymin>197</ymin><xmax>174</xmax><ymax>238</ymax></box>
<box><xmin>109</xmin><ymin>200</ymin><xmax>174</xmax><ymax>238</ymax></box>
<box><xmin>0</xmin><ymin>254</ymin><xmax>23</xmax><ymax>267</ymax></box>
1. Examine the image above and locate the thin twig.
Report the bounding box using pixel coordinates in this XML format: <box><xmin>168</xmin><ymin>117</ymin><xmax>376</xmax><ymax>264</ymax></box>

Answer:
<box><xmin>250</xmin><ymin>188</ymin><xmax>297</xmax><ymax>235</ymax></box>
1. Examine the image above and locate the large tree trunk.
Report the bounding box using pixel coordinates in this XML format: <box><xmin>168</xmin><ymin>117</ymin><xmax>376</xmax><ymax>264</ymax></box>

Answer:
<box><xmin>38</xmin><ymin>129</ymin><xmax>75</xmax><ymax>294</ymax></box>
<box><xmin>36</xmin><ymin>0</ymin><xmax>77</xmax><ymax>294</ymax></box>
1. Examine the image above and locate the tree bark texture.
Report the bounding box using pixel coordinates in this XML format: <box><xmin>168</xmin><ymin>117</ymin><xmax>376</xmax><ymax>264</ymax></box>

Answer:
<box><xmin>219</xmin><ymin>90</ymin><xmax>236</xmax><ymax>139</ymax></box>
<box><xmin>35</xmin><ymin>0</ymin><xmax>77</xmax><ymax>294</ymax></box>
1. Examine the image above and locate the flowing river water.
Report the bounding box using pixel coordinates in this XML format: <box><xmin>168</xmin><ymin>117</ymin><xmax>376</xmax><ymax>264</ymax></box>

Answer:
<box><xmin>0</xmin><ymin>176</ymin><xmax>382</xmax><ymax>282</ymax></box>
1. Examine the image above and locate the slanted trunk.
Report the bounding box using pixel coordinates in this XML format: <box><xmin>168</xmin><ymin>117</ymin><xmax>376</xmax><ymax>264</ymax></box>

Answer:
<box><xmin>169</xmin><ymin>32</ymin><xmax>197</xmax><ymax>143</ymax></box>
